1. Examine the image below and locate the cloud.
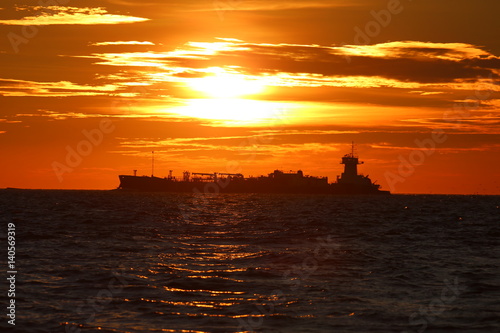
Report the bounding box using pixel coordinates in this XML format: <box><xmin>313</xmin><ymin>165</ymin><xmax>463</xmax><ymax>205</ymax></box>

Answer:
<box><xmin>340</xmin><ymin>41</ymin><xmax>494</xmax><ymax>61</ymax></box>
<box><xmin>0</xmin><ymin>78</ymin><xmax>118</xmax><ymax>97</ymax></box>
<box><xmin>78</xmin><ymin>39</ymin><xmax>499</xmax><ymax>92</ymax></box>
<box><xmin>201</xmin><ymin>41</ymin><xmax>499</xmax><ymax>84</ymax></box>
<box><xmin>91</xmin><ymin>41</ymin><xmax>155</xmax><ymax>46</ymax></box>
<box><xmin>0</xmin><ymin>6</ymin><xmax>149</xmax><ymax>25</ymax></box>
<box><xmin>77</xmin><ymin>52</ymin><xmax>169</xmax><ymax>67</ymax></box>
<box><xmin>402</xmin><ymin>114</ymin><xmax>500</xmax><ymax>134</ymax></box>
<box><xmin>0</xmin><ymin>118</ymin><xmax>21</xmax><ymax>124</ymax></box>
<box><xmin>104</xmin><ymin>0</ymin><xmax>354</xmax><ymax>11</ymax></box>
<box><xmin>210</xmin><ymin>0</ymin><xmax>356</xmax><ymax>12</ymax></box>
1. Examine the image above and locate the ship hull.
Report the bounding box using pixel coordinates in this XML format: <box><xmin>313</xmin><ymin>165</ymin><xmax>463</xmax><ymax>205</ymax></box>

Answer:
<box><xmin>118</xmin><ymin>175</ymin><xmax>390</xmax><ymax>195</ymax></box>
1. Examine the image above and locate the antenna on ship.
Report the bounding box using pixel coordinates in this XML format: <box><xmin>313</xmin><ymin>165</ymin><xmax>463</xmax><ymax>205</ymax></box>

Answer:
<box><xmin>151</xmin><ymin>151</ymin><xmax>154</xmax><ymax>177</ymax></box>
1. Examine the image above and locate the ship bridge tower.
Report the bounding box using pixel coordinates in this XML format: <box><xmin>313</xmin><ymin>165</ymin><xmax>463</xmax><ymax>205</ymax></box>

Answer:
<box><xmin>339</xmin><ymin>142</ymin><xmax>364</xmax><ymax>183</ymax></box>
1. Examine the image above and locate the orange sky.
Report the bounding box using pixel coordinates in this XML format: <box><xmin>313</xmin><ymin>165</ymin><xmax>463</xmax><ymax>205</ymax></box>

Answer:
<box><xmin>0</xmin><ymin>0</ymin><xmax>499</xmax><ymax>194</ymax></box>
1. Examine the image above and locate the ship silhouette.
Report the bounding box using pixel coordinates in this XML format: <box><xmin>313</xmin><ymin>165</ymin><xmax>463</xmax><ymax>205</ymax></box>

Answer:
<box><xmin>118</xmin><ymin>144</ymin><xmax>390</xmax><ymax>195</ymax></box>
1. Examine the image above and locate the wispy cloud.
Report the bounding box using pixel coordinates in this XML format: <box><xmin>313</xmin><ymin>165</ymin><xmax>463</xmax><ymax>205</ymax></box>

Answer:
<box><xmin>0</xmin><ymin>78</ymin><xmax>118</xmax><ymax>97</ymax></box>
<box><xmin>104</xmin><ymin>0</ymin><xmax>355</xmax><ymax>12</ymax></box>
<box><xmin>0</xmin><ymin>118</ymin><xmax>21</xmax><ymax>124</ymax></box>
<box><xmin>208</xmin><ymin>0</ymin><xmax>357</xmax><ymax>12</ymax></box>
<box><xmin>91</xmin><ymin>41</ymin><xmax>155</xmax><ymax>46</ymax></box>
<box><xmin>339</xmin><ymin>41</ymin><xmax>495</xmax><ymax>61</ymax></box>
<box><xmin>0</xmin><ymin>6</ymin><xmax>149</xmax><ymax>25</ymax></box>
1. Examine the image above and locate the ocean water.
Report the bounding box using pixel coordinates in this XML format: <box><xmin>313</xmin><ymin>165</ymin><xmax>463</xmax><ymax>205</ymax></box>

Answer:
<box><xmin>0</xmin><ymin>190</ymin><xmax>499</xmax><ymax>333</ymax></box>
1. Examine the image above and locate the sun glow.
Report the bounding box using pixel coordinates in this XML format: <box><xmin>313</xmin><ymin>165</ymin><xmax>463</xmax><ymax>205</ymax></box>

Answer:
<box><xmin>174</xmin><ymin>99</ymin><xmax>290</xmax><ymax>126</ymax></box>
<box><xmin>188</xmin><ymin>69</ymin><xmax>266</xmax><ymax>99</ymax></box>
<box><xmin>179</xmin><ymin>67</ymin><xmax>272</xmax><ymax>123</ymax></box>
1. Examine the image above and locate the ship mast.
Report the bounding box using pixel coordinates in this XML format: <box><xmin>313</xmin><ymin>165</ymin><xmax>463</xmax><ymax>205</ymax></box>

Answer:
<box><xmin>152</xmin><ymin>151</ymin><xmax>154</xmax><ymax>177</ymax></box>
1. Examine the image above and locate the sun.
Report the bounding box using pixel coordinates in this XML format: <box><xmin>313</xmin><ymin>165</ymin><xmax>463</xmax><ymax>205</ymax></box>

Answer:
<box><xmin>188</xmin><ymin>69</ymin><xmax>265</xmax><ymax>99</ymax></box>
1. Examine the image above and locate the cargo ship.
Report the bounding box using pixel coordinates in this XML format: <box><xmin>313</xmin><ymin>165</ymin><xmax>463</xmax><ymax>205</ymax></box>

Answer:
<box><xmin>118</xmin><ymin>145</ymin><xmax>389</xmax><ymax>195</ymax></box>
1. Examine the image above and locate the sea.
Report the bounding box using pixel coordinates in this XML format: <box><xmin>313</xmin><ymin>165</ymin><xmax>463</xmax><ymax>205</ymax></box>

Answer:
<box><xmin>0</xmin><ymin>190</ymin><xmax>499</xmax><ymax>333</ymax></box>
